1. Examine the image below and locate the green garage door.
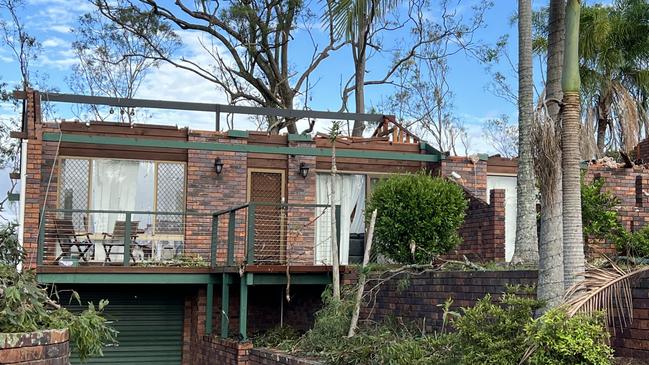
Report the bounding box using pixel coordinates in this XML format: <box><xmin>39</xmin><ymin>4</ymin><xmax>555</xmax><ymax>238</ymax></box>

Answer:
<box><xmin>65</xmin><ymin>287</ymin><xmax>184</xmax><ymax>365</ymax></box>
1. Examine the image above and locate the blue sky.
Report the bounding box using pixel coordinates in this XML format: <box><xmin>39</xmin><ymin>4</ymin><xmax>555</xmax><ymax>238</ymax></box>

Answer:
<box><xmin>2</xmin><ymin>0</ymin><xmax>583</xmax><ymax>219</ymax></box>
<box><xmin>0</xmin><ymin>0</ymin><xmax>529</xmax><ymax>152</ymax></box>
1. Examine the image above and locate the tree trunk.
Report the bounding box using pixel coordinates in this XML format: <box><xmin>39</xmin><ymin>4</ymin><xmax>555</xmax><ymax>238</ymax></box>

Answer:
<box><xmin>538</xmin><ymin>176</ymin><xmax>565</xmax><ymax>309</ymax></box>
<box><xmin>536</xmin><ymin>0</ymin><xmax>566</xmax><ymax>308</ymax></box>
<box><xmin>351</xmin><ymin>44</ymin><xmax>366</xmax><ymax>137</ymax></box>
<box><xmin>596</xmin><ymin>92</ymin><xmax>610</xmax><ymax>156</ymax></box>
<box><xmin>511</xmin><ymin>0</ymin><xmax>539</xmax><ymax>265</ymax></box>
<box><xmin>562</xmin><ymin>0</ymin><xmax>585</xmax><ymax>290</ymax></box>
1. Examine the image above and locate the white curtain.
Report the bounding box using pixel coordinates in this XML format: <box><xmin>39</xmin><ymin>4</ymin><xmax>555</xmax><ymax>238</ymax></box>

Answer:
<box><xmin>90</xmin><ymin>160</ymin><xmax>154</xmax><ymax>261</ymax></box>
<box><xmin>315</xmin><ymin>174</ymin><xmax>365</xmax><ymax>265</ymax></box>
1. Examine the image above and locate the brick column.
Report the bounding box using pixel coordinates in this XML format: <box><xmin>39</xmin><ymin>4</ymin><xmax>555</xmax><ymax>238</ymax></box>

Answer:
<box><xmin>439</xmin><ymin>157</ymin><xmax>487</xmax><ymax>200</ymax></box>
<box><xmin>286</xmin><ymin>141</ymin><xmax>316</xmax><ymax>265</ymax></box>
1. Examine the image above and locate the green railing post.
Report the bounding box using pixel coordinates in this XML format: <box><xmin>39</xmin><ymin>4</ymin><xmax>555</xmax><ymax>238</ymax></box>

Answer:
<box><xmin>211</xmin><ymin>214</ymin><xmax>218</xmax><ymax>268</ymax></box>
<box><xmin>227</xmin><ymin>211</ymin><xmax>235</xmax><ymax>265</ymax></box>
<box><xmin>239</xmin><ymin>274</ymin><xmax>249</xmax><ymax>340</ymax></box>
<box><xmin>205</xmin><ymin>283</ymin><xmax>214</xmax><ymax>336</ymax></box>
<box><xmin>123</xmin><ymin>212</ymin><xmax>132</xmax><ymax>266</ymax></box>
<box><xmin>37</xmin><ymin>209</ymin><xmax>45</xmax><ymax>265</ymax></box>
<box><xmin>246</xmin><ymin>204</ymin><xmax>256</xmax><ymax>265</ymax></box>
<box><xmin>220</xmin><ymin>273</ymin><xmax>230</xmax><ymax>338</ymax></box>
<box><xmin>335</xmin><ymin>204</ymin><xmax>341</xmax><ymax>250</ymax></box>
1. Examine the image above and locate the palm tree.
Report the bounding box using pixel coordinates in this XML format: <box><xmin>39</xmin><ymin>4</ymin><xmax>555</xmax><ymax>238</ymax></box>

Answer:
<box><xmin>579</xmin><ymin>0</ymin><xmax>649</xmax><ymax>157</ymax></box>
<box><xmin>562</xmin><ymin>0</ymin><xmax>585</xmax><ymax>290</ymax></box>
<box><xmin>535</xmin><ymin>0</ymin><xmax>566</xmax><ymax>309</ymax></box>
<box><xmin>511</xmin><ymin>0</ymin><xmax>539</xmax><ymax>265</ymax></box>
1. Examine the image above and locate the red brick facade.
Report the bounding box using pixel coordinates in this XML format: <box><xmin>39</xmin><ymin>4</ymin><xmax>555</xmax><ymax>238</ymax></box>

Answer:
<box><xmin>0</xmin><ymin>329</ymin><xmax>69</xmax><ymax>365</ymax></box>
<box><xmin>437</xmin><ymin>156</ymin><xmax>488</xmax><ymax>200</ymax></box>
<box><xmin>584</xmin><ymin>165</ymin><xmax>649</xmax><ymax>257</ymax></box>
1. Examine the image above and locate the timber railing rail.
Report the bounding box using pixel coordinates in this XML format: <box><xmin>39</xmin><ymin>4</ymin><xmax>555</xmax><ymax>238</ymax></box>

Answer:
<box><xmin>38</xmin><ymin>203</ymin><xmax>341</xmax><ymax>268</ymax></box>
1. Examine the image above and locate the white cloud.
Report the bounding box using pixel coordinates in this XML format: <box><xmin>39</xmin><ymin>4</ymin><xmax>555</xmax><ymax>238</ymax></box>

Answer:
<box><xmin>48</xmin><ymin>25</ymin><xmax>72</xmax><ymax>34</ymax></box>
<box><xmin>42</xmin><ymin>37</ymin><xmax>67</xmax><ymax>48</ymax></box>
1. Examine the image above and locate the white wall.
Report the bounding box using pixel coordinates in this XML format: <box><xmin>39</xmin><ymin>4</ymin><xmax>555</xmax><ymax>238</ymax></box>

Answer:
<box><xmin>487</xmin><ymin>175</ymin><xmax>518</xmax><ymax>262</ymax></box>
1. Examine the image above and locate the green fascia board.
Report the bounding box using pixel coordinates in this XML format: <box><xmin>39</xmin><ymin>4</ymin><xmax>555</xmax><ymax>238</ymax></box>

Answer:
<box><xmin>419</xmin><ymin>142</ymin><xmax>444</xmax><ymax>159</ymax></box>
<box><xmin>37</xmin><ymin>273</ymin><xmax>218</xmax><ymax>284</ymax></box>
<box><xmin>247</xmin><ymin>273</ymin><xmax>331</xmax><ymax>285</ymax></box>
<box><xmin>43</xmin><ymin>132</ymin><xmax>442</xmax><ymax>162</ymax></box>
<box><xmin>227</xmin><ymin>130</ymin><xmax>249</xmax><ymax>138</ymax></box>
<box><xmin>287</xmin><ymin>133</ymin><xmax>313</xmax><ymax>142</ymax></box>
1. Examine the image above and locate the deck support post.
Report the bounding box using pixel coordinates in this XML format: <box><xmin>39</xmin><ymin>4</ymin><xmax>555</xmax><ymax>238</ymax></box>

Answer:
<box><xmin>206</xmin><ymin>283</ymin><xmax>213</xmax><ymax>336</ymax></box>
<box><xmin>123</xmin><ymin>212</ymin><xmax>132</xmax><ymax>266</ymax></box>
<box><xmin>239</xmin><ymin>273</ymin><xmax>250</xmax><ymax>340</ymax></box>
<box><xmin>221</xmin><ymin>274</ymin><xmax>230</xmax><ymax>338</ymax></box>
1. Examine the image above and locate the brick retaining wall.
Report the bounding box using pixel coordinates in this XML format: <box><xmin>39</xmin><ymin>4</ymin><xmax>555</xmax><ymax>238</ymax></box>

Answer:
<box><xmin>249</xmin><ymin>348</ymin><xmax>322</xmax><ymax>365</ymax></box>
<box><xmin>0</xmin><ymin>329</ymin><xmax>69</xmax><ymax>365</ymax></box>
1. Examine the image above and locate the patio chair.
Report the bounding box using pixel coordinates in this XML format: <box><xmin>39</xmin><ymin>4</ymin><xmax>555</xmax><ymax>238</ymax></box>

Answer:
<box><xmin>53</xmin><ymin>219</ymin><xmax>94</xmax><ymax>262</ymax></box>
<box><xmin>101</xmin><ymin>220</ymin><xmax>150</xmax><ymax>263</ymax></box>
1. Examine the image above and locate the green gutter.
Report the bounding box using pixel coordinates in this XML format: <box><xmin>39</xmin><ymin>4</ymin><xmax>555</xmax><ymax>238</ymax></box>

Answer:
<box><xmin>43</xmin><ymin>132</ymin><xmax>442</xmax><ymax>162</ymax></box>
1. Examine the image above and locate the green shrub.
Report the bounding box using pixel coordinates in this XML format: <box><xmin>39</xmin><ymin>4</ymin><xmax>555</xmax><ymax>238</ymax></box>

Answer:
<box><xmin>253</xmin><ymin>325</ymin><xmax>300</xmax><ymax>351</ymax></box>
<box><xmin>526</xmin><ymin>309</ymin><xmax>613</xmax><ymax>365</ymax></box>
<box><xmin>366</xmin><ymin>173</ymin><xmax>468</xmax><ymax>264</ymax></box>
<box><xmin>581</xmin><ymin>176</ymin><xmax>624</xmax><ymax>243</ymax></box>
<box><xmin>0</xmin><ymin>265</ymin><xmax>117</xmax><ymax>362</ymax></box>
<box><xmin>452</xmin><ymin>293</ymin><xmax>542</xmax><ymax>365</ymax></box>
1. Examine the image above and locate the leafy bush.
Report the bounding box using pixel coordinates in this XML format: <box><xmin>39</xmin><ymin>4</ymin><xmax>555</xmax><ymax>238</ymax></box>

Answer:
<box><xmin>366</xmin><ymin>173</ymin><xmax>468</xmax><ymax>264</ymax></box>
<box><xmin>0</xmin><ymin>224</ymin><xmax>23</xmax><ymax>266</ymax></box>
<box><xmin>452</xmin><ymin>293</ymin><xmax>542</xmax><ymax>365</ymax></box>
<box><xmin>621</xmin><ymin>225</ymin><xmax>649</xmax><ymax>257</ymax></box>
<box><xmin>526</xmin><ymin>309</ymin><xmax>613</xmax><ymax>365</ymax></box>
<box><xmin>0</xmin><ymin>265</ymin><xmax>117</xmax><ymax>362</ymax></box>
<box><xmin>581</xmin><ymin>176</ymin><xmax>624</xmax><ymax>243</ymax></box>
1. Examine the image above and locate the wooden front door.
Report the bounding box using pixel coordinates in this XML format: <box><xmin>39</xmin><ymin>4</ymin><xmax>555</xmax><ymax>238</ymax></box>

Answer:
<box><xmin>248</xmin><ymin>169</ymin><xmax>285</xmax><ymax>263</ymax></box>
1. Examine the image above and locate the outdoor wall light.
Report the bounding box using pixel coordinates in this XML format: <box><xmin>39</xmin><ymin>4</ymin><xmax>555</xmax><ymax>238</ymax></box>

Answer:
<box><xmin>214</xmin><ymin>157</ymin><xmax>224</xmax><ymax>175</ymax></box>
<box><xmin>299</xmin><ymin>162</ymin><xmax>309</xmax><ymax>178</ymax></box>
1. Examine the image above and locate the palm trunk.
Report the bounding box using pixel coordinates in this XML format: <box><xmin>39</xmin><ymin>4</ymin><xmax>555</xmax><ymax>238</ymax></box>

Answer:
<box><xmin>536</xmin><ymin>0</ymin><xmax>566</xmax><ymax>309</ymax></box>
<box><xmin>511</xmin><ymin>0</ymin><xmax>539</xmax><ymax>265</ymax></box>
<box><xmin>562</xmin><ymin>0</ymin><xmax>585</xmax><ymax>290</ymax></box>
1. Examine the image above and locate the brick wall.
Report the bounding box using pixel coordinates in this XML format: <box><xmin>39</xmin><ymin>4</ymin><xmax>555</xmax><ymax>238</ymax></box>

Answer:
<box><xmin>584</xmin><ymin>165</ymin><xmax>649</xmax><ymax>257</ymax></box>
<box><xmin>192</xmin><ymin>336</ymin><xmax>252</xmax><ymax>365</ymax></box>
<box><xmin>342</xmin><ymin>270</ymin><xmax>537</xmax><ymax>333</ymax></box>
<box><xmin>342</xmin><ymin>269</ymin><xmax>649</xmax><ymax>359</ymax></box>
<box><xmin>0</xmin><ymin>329</ymin><xmax>69</xmax><ymax>364</ymax></box>
<box><xmin>249</xmin><ymin>348</ymin><xmax>322</xmax><ymax>365</ymax></box>
<box><xmin>614</xmin><ymin>276</ymin><xmax>649</xmax><ymax>358</ymax></box>
<box><xmin>437</xmin><ymin>157</ymin><xmax>488</xmax><ymax>200</ymax></box>
<box><xmin>449</xmin><ymin>189</ymin><xmax>506</xmax><ymax>262</ymax></box>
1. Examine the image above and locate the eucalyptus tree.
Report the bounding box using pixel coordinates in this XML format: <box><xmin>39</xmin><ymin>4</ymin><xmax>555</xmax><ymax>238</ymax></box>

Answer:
<box><xmin>329</xmin><ymin>0</ymin><xmax>492</xmax><ymax>136</ymax></box>
<box><xmin>69</xmin><ymin>9</ymin><xmax>180</xmax><ymax>123</ymax></box>
<box><xmin>511</xmin><ymin>0</ymin><xmax>539</xmax><ymax>266</ymax></box>
<box><xmin>94</xmin><ymin>0</ymin><xmax>347</xmax><ymax>133</ymax></box>
<box><xmin>561</xmin><ymin>0</ymin><xmax>585</xmax><ymax>290</ymax></box>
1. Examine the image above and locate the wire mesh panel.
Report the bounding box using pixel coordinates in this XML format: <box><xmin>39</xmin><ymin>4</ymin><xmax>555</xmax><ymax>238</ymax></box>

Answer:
<box><xmin>156</xmin><ymin>163</ymin><xmax>185</xmax><ymax>233</ymax></box>
<box><xmin>57</xmin><ymin>159</ymin><xmax>89</xmax><ymax>231</ymax></box>
<box><xmin>249</xmin><ymin>171</ymin><xmax>284</xmax><ymax>264</ymax></box>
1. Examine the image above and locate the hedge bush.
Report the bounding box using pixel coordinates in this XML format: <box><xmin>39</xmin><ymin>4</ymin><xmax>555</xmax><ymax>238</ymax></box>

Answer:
<box><xmin>366</xmin><ymin>173</ymin><xmax>468</xmax><ymax>264</ymax></box>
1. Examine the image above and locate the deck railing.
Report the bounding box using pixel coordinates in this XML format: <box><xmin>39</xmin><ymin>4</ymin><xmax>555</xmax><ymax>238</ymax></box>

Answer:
<box><xmin>37</xmin><ymin>203</ymin><xmax>341</xmax><ymax>267</ymax></box>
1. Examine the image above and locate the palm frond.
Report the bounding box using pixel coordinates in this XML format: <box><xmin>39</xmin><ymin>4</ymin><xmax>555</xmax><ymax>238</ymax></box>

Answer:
<box><xmin>563</xmin><ymin>261</ymin><xmax>649</xmax><ymax>333</ymax></box>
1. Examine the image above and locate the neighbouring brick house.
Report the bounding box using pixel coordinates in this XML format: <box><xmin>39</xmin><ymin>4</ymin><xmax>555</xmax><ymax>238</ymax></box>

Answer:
<box><xmin>12</xmin><ymin>90</ymin><xmax>507</xmax><ymax>364</ymax></box>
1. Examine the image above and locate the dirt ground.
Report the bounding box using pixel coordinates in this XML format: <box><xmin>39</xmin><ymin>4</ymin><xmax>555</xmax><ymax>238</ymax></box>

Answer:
<box><xmin>616</xmin><ymin>358</ymin><xmax>649</xmax><ymax>365</ymax></box>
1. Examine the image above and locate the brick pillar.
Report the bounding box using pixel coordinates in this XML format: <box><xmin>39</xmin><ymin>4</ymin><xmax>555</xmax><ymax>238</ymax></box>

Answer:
<box><xmin>439</xmin><ymin>157</ymin><xmax>487</xmax><ymax>200</ymax></box>
<box><xmin>488</xmin><ymin>189</ymin><xmax>506</xmax><ymax>261</ymax></box>
<box><xmin>22</xmin><ymin>91</ymin><xmax>43</xmax><ymax>268</ymax></box>
<box><xmin>185</xmin><ymin>132</ymin><xmax>248</xmax><ymax>264</ymax></box>
<box><xmin>286</xmin><ymin>141</ymin><xmax>316</xmax><ymax>265</ymax></box>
